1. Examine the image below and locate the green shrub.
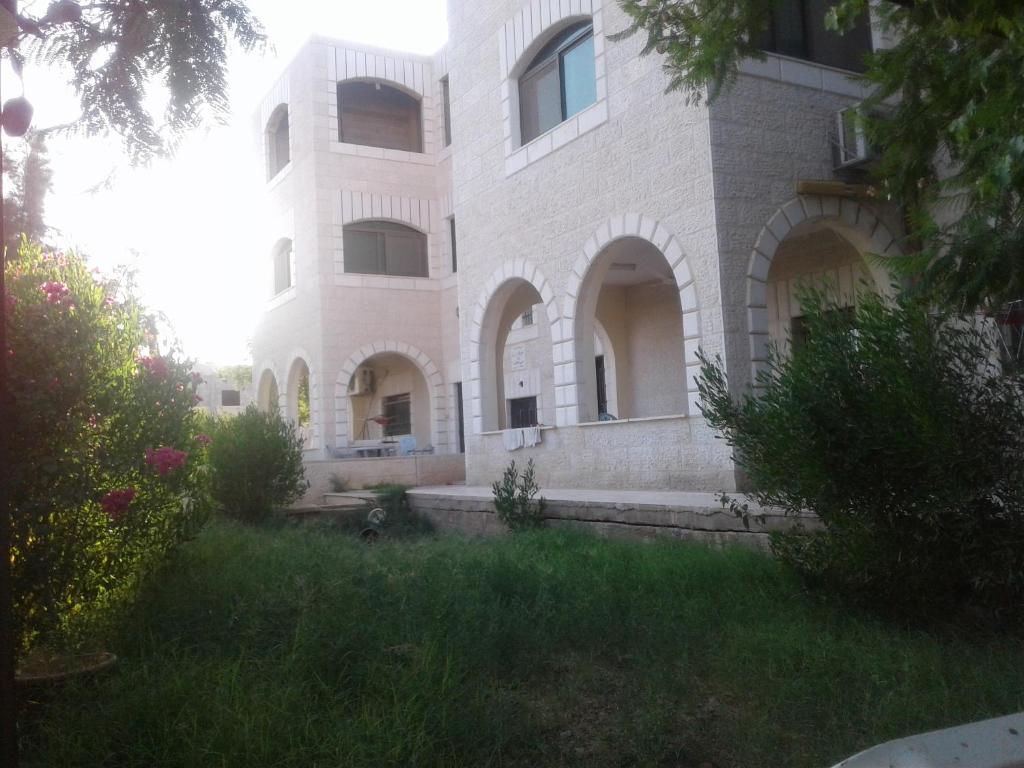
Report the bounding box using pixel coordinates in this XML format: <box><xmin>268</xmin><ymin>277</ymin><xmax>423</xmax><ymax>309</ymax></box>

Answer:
<box><xmin>207</xmin><ymin>405</ymin><xmax>308</xmax><ymax>523</ymax></box>
<box><xmin>492</xmin><ymin>459</ymin><xmax>547</xmax><ymax>532</ymax></box>
<box><xmin>698</xmin><ymin>287</ymin><xmax>1024</xmax><ymax>618</ymax></box>
<box><xmin>5</xmin><ymin>242</ymin><xmax>211</xmax><ymax>653</ymax></box>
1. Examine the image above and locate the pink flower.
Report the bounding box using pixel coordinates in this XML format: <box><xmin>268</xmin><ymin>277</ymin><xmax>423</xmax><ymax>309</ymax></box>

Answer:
<box><xmin>138</xmin><ymin>356</ymin><xmax>170</xmax><ymax>379</ymax></box>
<box><xmin>144</xmin><ymin>447</ymin><xmax>188</xmax><ymax>476</ymax></box>
<box><xmin>194</xmin><ymin>434</ymin><xmax>213</xmax><ymax>446</ymax></box>
<box><xmin>101</xmin><ymin>488</ymin><xmax>137</xmax><ymax>520</ymax></box>
<box><xmin>40</xmin><ymin>281</ymin><xmax>70</xmax><ymax>305</ymax></box>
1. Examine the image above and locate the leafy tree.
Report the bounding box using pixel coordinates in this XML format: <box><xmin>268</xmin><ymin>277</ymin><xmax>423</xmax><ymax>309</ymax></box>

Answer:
<box><xmin>2</xmin><ymin>0</ymin><xmax>265</xmax><ymax>161</ymax></box>
<box><xmin>616</xmin><ymin>0</ymin><xmax>1024</xmax><ymax>311</ymax></box>
<box><xmin>216</xmin><ymin>364</ymin><xmax>252</xmax><ymax>391</ymax></box>
<box><xmin>3</xmin><ymin>131</ymin><xmax>53</xmax><ymax>256</ymax></box>
<box><xmin>698</xmin><ymin>287</ymin><xmax>1024</xmax><ymax>617</ymax></box>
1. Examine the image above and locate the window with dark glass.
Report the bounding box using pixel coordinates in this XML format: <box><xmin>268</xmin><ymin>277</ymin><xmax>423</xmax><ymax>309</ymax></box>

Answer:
<box><xmin>758</xmin><ymin>0</ymin><xmax>873</xmax><ymax>72</ymax></box>
<box><xmin>267</xmin><ymin>105</ymin><xmax>290</xmax><ymax>179</ymax></box>
<box><xmin>382</xmin><ymin>393</ymin><xmax>412</xmax><ymax>437</ymax></box>
<box><xmin>441</xmin><ymin>76</ymin><xmax>452</xmax><ymax>147</ymax></box>
<box><xmin>343</xmin><ymin>221</ymin><xmax>428</xmax><ymax>278</ymax></box>
<box><xmin>521</xmin><ymin>308</ymin><xmax>534</xmax><ymax>327</ymax></box>
<box><xmin>509</xmin><ymin>396</ymin><xmax>538</xmax><ymax>429</ymax></box>
<box><xmin>273</xmin><ymin>241</ymin><xmax>293</xmax><ymax>295</ymax></box>
<box><xmin>595</xmin><ymin>355</ymin><xmax>607</xmax><ymax>416</ymax></box>
<box><xmin>519</xmin><ymin>21</ymin><xmax>596</xmax><ymax>144</ymax></box>
<box><xmin>337</xmin><ymin>81</ymin><xmax>423</xmax><ymax>152</ymax></box>
<box><xmin>449</xmin><ymin>216</ymin><xmax>457</xmax><ymax>273</ymax></box>
<box><xmin>221</xmin><ymin>390</ymin><xmax>241</xmax><ymax>407</ymax></box>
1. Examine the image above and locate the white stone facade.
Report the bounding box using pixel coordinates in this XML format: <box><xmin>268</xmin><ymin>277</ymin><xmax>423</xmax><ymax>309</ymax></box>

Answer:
<box><xmin>250</xmin><ymin>0</ymin><xmax>901</xmax><ymax>492</ymax></box>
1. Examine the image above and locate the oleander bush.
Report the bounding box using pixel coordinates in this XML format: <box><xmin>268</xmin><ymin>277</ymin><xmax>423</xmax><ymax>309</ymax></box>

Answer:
<box><xmin>4</xmin><ymin>242</ymin><xmax>211</xmax><ymax>654</ymax></box>
<box><xmin>207</xmin><ymin>405</ymin><xmax>308</xmax><ymax>523</ymax></box>
<box><xmin>698</xmin><ymin>287</ymin><xmax>1024</xmax><ymax>618</ymax></box>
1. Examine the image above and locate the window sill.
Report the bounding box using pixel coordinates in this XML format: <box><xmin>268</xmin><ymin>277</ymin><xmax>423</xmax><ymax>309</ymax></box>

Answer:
<box><xmin>504</xmin><ymin>98</ymin><xmax>608</xmax><ymax>177</ymax></box>
<box><xmin>333</xmin><ymin>273</ymin><xmax>438</xmax><ymax>291</ymax></box>
<box><xmin>479</xmin><ymin>425</ymin><xmax>557</xmax><ymax>437</ymax></box>
<box><xmin>268</xmin><ymin>286</ymin><xmax>297</xmax><ymax>309</ymax></box>
<box><xmin>576</xmin><ymin>413</ymin><xmax>689</xmax><ymax>428</ymax></box>
<box><xmin>737</xmin><ymin>53</ymin><xmax>871</xmax><ymax>99</ymax></box>
<box><xmin>329</xmin><ymin>141</ymin><xmax>435</xmax><ymax>166</ymax></box>
<box><xmin>266</xmin><ymin>162</ymin><xmax>292</xmax><ymax>190</ymax></box>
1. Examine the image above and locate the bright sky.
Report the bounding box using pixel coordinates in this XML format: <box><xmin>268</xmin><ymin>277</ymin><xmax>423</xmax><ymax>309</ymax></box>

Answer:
<box><xmin>11</xmin><ymin>0</ymin><xmax>448</xmax><ymax>366</ymax></box>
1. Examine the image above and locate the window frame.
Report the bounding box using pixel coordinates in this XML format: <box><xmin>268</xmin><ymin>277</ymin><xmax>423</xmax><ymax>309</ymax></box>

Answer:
<box><xmin>221</xmin><ymin>389</ymin><xmax>241</xmax><ymax>407</ymax></box>
<box><xmin>336</xmin><ymin>80</ymin><xmax>424</xmax><ymax>153</ymax></box>
<box><xmin>266</xmin><ymin>105</ymin><xmax>290</xmax><ymax>180</ymax></box>
<box><xmin>518</xmin><ymin>21</ymin><xmax>596</xmax><ymax>145</ymax></box>
<box><xmin>509</xmin><ymin>396</ymin><xmax>539</xmax><ymax>429</ymax></box>
<box><xmin>758</xmin><ymin>0</ymin><xmax>873</xmax><ymax>74</ymax></box>
<box><xmin>272</xmin><ymin>240</ymin><xmax>293</xmax><ymax>296</ymax></box>
<box><xmin>343</xmin><ymin>221</ymin><xmax>429</xmax><ymax>279</ymax></box>
<box><xmin>449</xmin><ymin>216</ymin><xmax>457</xmax><ymax>274</ymax></box>
<box><xmin>382</xmin><ymin>392</ymin><xmax>412</xmax><ymax>437</ymax></box>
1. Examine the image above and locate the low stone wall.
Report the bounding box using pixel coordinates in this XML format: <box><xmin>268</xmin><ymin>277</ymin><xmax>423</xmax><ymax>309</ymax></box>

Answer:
<box><xmin>301</xmin><ymin>454</ymin><xmax>466</xmax><ymax>504</ymax></box>
<box><xmin>465</xmin><ymin>418</ymin><xmax>737</xmax><ymax>494</ymax></box>
<box><xmin>406</xmin><ymin>487</ymin><xmax>814</xmax><ymax>548</ymax></box>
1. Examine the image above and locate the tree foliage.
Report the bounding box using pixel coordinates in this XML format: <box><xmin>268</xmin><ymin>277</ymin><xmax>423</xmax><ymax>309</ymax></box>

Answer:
<box><xmin>616</xmin><ymin>0</ymin><xmax>1024</xmax><ymax>311</ymax></box>
<box><xmin>4</xmin><ymin>0</ymin><xmax>266</xmax><ymax>162</ymax></box>
<box><xmin>207</xmin><ymin>405</ymin><xmax>308</xmax><ymax>524</ymax></box>
<box><xmin>698</xmin><ymin>287</ymin><xmax>1024</xmax><ymax>617</ymax></box>
<box><xmin>3</xmin><ymin>131</ymin><xmax>53</xmax><ymax>256</ymax></box>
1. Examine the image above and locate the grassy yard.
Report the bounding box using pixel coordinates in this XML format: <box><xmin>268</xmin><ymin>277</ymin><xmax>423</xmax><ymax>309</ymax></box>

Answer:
<box><xmin>21</xmin><ymin>520</ymin><xmax>1024</xmax><ymax>768</ymax></box>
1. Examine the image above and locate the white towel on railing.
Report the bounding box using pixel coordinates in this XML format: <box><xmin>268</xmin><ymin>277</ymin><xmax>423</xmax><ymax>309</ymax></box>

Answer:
<box><xmin>522</xmin><ymin>426</ymin><xmax>542</xmax><ymax>448</ymax></box>
<box><xmin>502</xmin><ymin>428</ymin><xmax>524</xmax><ymax>451</ymax></box>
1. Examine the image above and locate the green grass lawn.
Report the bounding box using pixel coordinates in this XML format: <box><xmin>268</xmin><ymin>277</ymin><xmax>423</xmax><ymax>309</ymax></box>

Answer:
<box><xmin>21</xmin><ymin>520</ymin><xmax>1024</xmax><ymax>767</ymax></box>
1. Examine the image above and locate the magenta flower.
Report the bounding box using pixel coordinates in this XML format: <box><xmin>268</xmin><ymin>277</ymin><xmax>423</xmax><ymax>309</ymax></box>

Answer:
<box><xmin>144</xmin><ymin>447</ymin><xmax>188</xmax><ymax>476</ymax></box>
<box><xmin>194</xmin><ymin>434</ymin><xmax>213</xmax><ymax>446</ymax></box>
<box><xmin>40</xmin><ymin>281</ymin><xmax>70</xmax><ymax>305</ymax></box>
<box><xmin>138</xmin><ymin>356</ymin><xmax>170</xmax><ymax>379</ymax></box>
<box><xmin>101</xmin><ymin>488</ymin><xmax>137</xmax><ymax>520</ymax></box>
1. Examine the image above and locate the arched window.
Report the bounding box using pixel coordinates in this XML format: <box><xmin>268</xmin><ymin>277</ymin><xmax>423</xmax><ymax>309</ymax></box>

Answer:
<box><xmin>266</xmin><ymin>105</ymin><xmax>290</xmax><ymax>179</ymax></box>
<box><xmin>343</xmin><ymin>222</ymin><xmax>427</xmax><ymax>278</ymax></box>
<box><xmin>519</xmin><ymin>21</ymin><xmax>596</xmax><ymax>145</ymax></box>
<box><xmin>272</xmin><ymin>239</ymin><xmax>293</xmax><ymax>295</ymax></box>
<box><xmin>337</xmin><ymin>81</ymin><xmax>423</xmax><ymax>153</ymax></box>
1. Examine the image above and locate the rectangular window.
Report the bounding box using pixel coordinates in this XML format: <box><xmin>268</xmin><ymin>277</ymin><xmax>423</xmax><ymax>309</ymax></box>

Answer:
<box><xmin>382</xmin><ymin>393</ymin><xmax>412</xmax><ymax>437</ymax></box>
<box><xmin>441</xmin><ymin>76</ymin><xmax>452</xmax><ymax>147</ymax></box>
<box><xmin>595</xmin><ymin>355</ymin><xmax>607</xmax><ymax>416</ymax></box>
<box><xmin>521</xmin><ymin>309</ymin><xmax>534</xmax><ymax>327</ymax></box>
<box><xmin>338</xmin><ymin>81</ymin><xmax>423</xmax><ymax>152</ymax></box>
<box><xmin>449</xmin><ymin>216</ymin><xmax>457</xmax><ymax>273</ymax></box>
<box><xmin>273</xmin><ymin>246</ymin><xmax>292</xmax><ymax>295</ymax></box>
<box><xmin>455</xmin><ymin>382</ymin><xmax>465</xmax><ymax>454</ymax></box>
<box><xmin>221</xmin><ymin>390</ymin><xmax>241</xmax><ymax>407</ymax></box>
<box><xmin>343</xmin><ymin>223</ymin><xmax>428</xmax><ymax>278</ymax></box>
<box><xmin>758</xmin><ymin>0</ymin><xmax>872</xmax><ymax>73</ymax></box>
<box><xmin>509</xmin><ymin>396</ymin><xmax>538</xmax><ymax>429</ymax></box>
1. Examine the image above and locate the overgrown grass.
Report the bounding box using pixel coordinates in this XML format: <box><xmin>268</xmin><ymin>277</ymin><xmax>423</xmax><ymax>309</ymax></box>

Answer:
<box><xmin>21</xmin><ymin>522</ymin><xmax>1024</xmax><ymax>767</ymax></box>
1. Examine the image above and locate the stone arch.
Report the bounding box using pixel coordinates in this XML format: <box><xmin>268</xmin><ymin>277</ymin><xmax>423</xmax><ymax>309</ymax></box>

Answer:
<box><xmin>284</xmin><ymin>350</ymin><xmax>321</xmax><ymax>451</ymax></box>
<box><xmin>255</xmin><ymin>360</ymin><xmax>281</xmax><ymax>413</ymax></box>
<box><xmin>333</xmin><ymin>341</ymin><xmax>447</xmax><ymax>452</ymax></box>
<box><xmin>563</xmin><ymin>214</ymin><xmax>703</xmax><ymax>422</ymax></box>
<box><xmin>746</xmin><ymin>195</ymin><xmax>903</xmax><ymax>383</ymax></box>
<box><xmin>468</xmin><ymin>260</ymin><xmax>560</xmax><ymax>433</ymax></box>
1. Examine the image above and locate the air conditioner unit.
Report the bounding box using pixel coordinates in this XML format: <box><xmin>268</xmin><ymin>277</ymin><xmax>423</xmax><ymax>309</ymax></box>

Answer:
<box><xmin>833</xmin><ymin>106</ymin><xmax>874</xmax><ymax>170</ymax></box>
<box><xmin>348</xmin><ymin>368</ymin><xmax>375</xmax><ymax>396</ymax></box>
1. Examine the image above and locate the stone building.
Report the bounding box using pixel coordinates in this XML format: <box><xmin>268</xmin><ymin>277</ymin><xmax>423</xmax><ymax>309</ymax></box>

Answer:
<box><xmin>249</xmin><ymin>0</ymin><xmax>903</xmax><ymax>495</ymax></box>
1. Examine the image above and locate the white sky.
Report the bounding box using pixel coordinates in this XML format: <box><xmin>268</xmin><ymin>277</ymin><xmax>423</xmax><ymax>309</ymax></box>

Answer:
<box><xmin>10</xmin><ymin>0</ymin><xmax>448</xmax><ymax>366</ymax></box>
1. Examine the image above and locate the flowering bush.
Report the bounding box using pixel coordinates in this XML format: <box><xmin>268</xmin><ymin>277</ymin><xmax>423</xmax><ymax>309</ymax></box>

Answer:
<box><xmin>5</xmin><ymin>242</ymin><xmax>211</xmax><ymax>653</ymax></box>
